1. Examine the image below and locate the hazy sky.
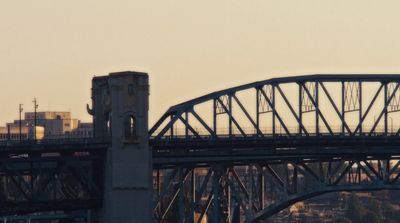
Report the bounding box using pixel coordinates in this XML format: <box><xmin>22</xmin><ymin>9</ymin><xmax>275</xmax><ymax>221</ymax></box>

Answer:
<box><xmin>1</xmin><ymin>0</ymin><xmax>400</xmax><ymax>126</ymax></box>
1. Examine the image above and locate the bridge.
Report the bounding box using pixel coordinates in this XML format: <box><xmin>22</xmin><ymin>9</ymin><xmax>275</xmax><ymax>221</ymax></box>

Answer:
<box><xmin>1</xmin><ymin>73</ymin><xmax>400</xmax><ymax>222</ymax></box>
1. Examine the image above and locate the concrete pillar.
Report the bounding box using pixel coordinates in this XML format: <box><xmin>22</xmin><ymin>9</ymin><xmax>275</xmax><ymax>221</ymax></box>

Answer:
<box><xmin>91</xmin><ymin>76</ymin><xmax>111</xmax><ymax>139</ymax></box>
<box><xmin>92</xmin><ymin>71</ymin><xmax>152</xmax><ymax>223</ymax></box>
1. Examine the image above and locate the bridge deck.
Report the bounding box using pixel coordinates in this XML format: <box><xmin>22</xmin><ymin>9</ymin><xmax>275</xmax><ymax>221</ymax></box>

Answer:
<box><xmin>1</xmin><ymin>134</ymin><xmax>400</xmax><ymax>216</ymax></box>
<box><xmin>1</xmin><ymin>134</ymin><xmax>400</xmax><ymax>167</ymax></box>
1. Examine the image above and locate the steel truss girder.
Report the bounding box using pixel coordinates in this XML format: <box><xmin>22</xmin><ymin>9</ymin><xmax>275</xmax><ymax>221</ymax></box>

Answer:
<box><xmin>151</xmin><ymin>75</ymin><xmax>400</xmax><ymax>140</ymax></box>
<box><xmin>0</xmin><ymin>155</ymin><xmax>103</xmax><ymax>216</ymax></box>
<box><xmin>154</xmin><ymin>155</ymin><xmax>400</xmax><ymax>223</ymax></box>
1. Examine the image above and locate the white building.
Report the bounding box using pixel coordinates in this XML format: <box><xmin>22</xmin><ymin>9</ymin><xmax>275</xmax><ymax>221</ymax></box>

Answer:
<box><xmin>0</xmin><ymin>111</ymin><xmax>92</xmax><ymax>140</ymax></box>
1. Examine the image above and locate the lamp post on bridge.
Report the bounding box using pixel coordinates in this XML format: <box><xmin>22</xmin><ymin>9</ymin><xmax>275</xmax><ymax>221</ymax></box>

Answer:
<box><xmin>390</xmin><ymin>117</ymin><xmax>394</xmax><ymax>134</ymax></box>
<box><xmin>33</xmin><ymin>98</ymin><xmax>38</xmax><ymax>141</ymax></box>
<box><xmin>19</xmin><ymin>104</ymin><xmax>23</xmax><ymax>141</ymax></box>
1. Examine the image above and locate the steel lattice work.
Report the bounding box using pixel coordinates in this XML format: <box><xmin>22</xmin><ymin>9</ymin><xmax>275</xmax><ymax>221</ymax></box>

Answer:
<box><xmin>153</xmin><ymin>156</ymin><xmax>400</xmax><ymax>223</ymax></box>
<box><xmin>150</xmin><ymin>74</ymin><xmax>400</xmax><ymax>222</ymax></box>
<box><xmin>3</xmin><ymin>74</ymin><xmax>400</xmax><ymax>222</ymax></box>
<box><xmin>0</xmin><ymin>141</ymin><xmax>107</xmax><ymax>216</ymax></box>
<box><xmin>150</xmin><ymin>74</ymin><xmax>400</xmax><ymax>138</ymax></box>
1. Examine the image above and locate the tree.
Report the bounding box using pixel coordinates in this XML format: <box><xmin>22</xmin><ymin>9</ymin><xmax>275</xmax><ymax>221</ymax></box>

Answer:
<box><xmin>345</xmin><ymin>193</ymin><xmax>366</xmax><ymax>223</ymax></box>
<box><xmin>362</xmin><ymin>211</ymin><xmax>382</xmax><ymax>223</ymax></box>
<box><xmin>365</xmin><ymin>198</ymin><xmax>383</xmax><ymax>223</ymax></box>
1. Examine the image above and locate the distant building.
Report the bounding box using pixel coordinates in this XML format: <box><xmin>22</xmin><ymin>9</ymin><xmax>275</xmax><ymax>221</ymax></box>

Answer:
<box><xmin>70</xmin><ymin>122</ymin><xmax>93</xmax><ymax>138</ymax></box>
<box><xmin>0</xmin><ymin>125</ymin><xmax>29</xmax><ymax>141</ymax></box>
<box><xmin>0</xmin><ymin>111</ymin><xmax>92</xmax><ymax>140</ymax></box>
<box><xmin>24</xmin><ymin>112</ymin><xmax>79</xmax><ymax>136</ymax></box>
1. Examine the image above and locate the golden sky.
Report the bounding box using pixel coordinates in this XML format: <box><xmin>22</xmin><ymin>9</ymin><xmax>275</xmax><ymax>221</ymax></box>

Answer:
<box><xmin>1</xmin><ymin>0</ymin><xmax>400</xmax><ymax>126</ymax></box>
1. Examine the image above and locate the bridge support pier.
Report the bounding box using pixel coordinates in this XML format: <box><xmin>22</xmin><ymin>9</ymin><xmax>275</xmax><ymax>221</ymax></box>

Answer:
<box><xmin>91</xmin><ymin>71</ymin><xmax>152</xmax><ymax>223</ymax></box>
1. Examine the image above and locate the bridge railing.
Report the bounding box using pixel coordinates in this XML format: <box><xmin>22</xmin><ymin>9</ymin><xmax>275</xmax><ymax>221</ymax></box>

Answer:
<box><xmin>0</xmin><ymin>134</ymin><xmax>111</xmax><ymax>147</ymax></box>
<box><xmin>150</xmin><ymin>125</ymin><xmax>400</xmax><ymax>141</ymax></box>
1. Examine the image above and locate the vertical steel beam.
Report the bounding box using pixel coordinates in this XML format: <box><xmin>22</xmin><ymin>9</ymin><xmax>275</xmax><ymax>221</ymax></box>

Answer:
<box><xmin>385</xmin><ymin>83</ymin><xmax>388</xmax><ymax>135</ymax></box>
<box><xmin>256</xmin><ymin>88</ymin><xmax>260</xmax><ymax>136</ymax></box>
<box><xmin>225</xmin><ymin>172</ymin><xmax>235</xmax><ymax>223</ymax></box>
<box><xmin>157</xmin><ymin>169</ymin><xmax>161</xmax><ymax>218</ymax></box>
<box><xmin>170</xmin><ymin>115</ymin><xmax>174</xmax><ymax>138</ymax></box>
<box><xmin>272</xmin><ymin>85</ymin><xmax>276</xmax><ymax>137</ymax></box>
<box><xmin>232</xmin><ymin>95</ymin><xmax>263</xmax><ymax>136</ymax></box>
<box><xmin>315</xmin><ymin>82</ymin><xmax>319</xmax><ymax>135</ymax></box>
<box><xmin>192</xmin><ymin>169</ymin><xmax>196</xmax><ymax>223</ymax></box>
<box><xmin>284</xmin><ymin>163</ymin><xmax>290</xmax><ymax>194</ymax></box>
<box><xmin>191</xmin><ymin>110</ymin><xmax>215</xmax><ymax>137</ymax></box>
<box><xmin>228</xmin><ymin>95</ymin><xmax>233</xmax><ymax>137</ymax></box>
<box><xmin>276</xmin><ymin>85</ymin><xmax>309</xmax><ymax>135</ymax></box>
<box><xmin>320</xmin><ymin>82</ymin><xmax>352</xmax><ymax>134</ymax></box>
<box><xmin>369</xmin><ymin>83</ymin><xmax>399</xmax><ymax>135</ymax></box>
<box><xmin>359</xmin><ymin>81</ymin><xmax>363</xmax><ymax>134</ymax></box>
<box><xmin>342</xmin><ymin>81</ymin><xmax>345</xmax><ymax>135</ymax></box>
<box><xmin>213</xmin><ymin>99</ymin><xmax>217</xmax><ymax>136</ymax></box>
<box><xmin>227</xmin><ymin>180</ymin><xmax>231</xmax><ymax>223</ymax></box>
<box><xmin>259</xmin><ymin>169</ymin><xmax>265</xmax><ymax>210</ymax></box>
<box><xmin>178</xmin><ymin>167</ymin><xmax>184</xmax><ymax>223</ymax></box>
<box><xmin>185</xmin><ymin>112</ymin><xmax>189</xmax><ymax>139</ymax></box>
<box><xmin>213</xmin><ymin>167</ymin><xmax>220</xmax><ymax>223</ymax></box>
<box><xmin>386</xmin><ymin>159</ymin><xmax>390</xmax><ymax>183</ymax></box>
<box><xmin>178</xmin><ymin>116</ymin><xmax>201</xmax><ymax>139</ymax></box>
<box><xmin>299</xmin><ymin>83</ymin><xmax>303</xmax><ymax>136</ymax></box>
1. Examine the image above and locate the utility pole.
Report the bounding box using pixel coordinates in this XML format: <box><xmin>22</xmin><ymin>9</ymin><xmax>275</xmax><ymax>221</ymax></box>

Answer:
<box><xmin>19</xmin><ymin>104</ymin><xmax>23</xmax><ymax>141</ymax></box>
<box><xmin>33</xmin><ymin>98</ymin><xmax>38</xmax><ymax>141</ymax></box>
<box><xmin>7</xmin><ymin>124</ymin><xmax>10</xmax><ymax>141</ymax></box>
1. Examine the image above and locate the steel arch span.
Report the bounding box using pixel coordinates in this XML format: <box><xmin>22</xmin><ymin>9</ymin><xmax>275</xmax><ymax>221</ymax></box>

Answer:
<box><xmin>153</xmin><ymin>156</ymin><xmax>400</xmax><ymax>223</ymax></box>
<box><xmin>150</xmin><ymin>74</ymin><xmax>400</xmax><ymax>139</ymax></box>
<box><xmin>150</xmin><ymin>74</ymin><xmax>400</xmax><ymax>222</ymax></box>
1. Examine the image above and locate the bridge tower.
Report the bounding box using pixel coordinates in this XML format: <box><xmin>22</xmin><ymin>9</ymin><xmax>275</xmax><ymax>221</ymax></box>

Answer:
<box><xmin>90</xmin><ymin>71</ymin><xmax>152</xmax><ymax>223</ymax></box>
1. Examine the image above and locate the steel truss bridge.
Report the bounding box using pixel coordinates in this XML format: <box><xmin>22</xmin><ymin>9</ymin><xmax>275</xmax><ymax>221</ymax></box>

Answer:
<box><xmin>2</xmin><ymin>74</ymin><xmax>400</xmax><ymax>222</ymax></box>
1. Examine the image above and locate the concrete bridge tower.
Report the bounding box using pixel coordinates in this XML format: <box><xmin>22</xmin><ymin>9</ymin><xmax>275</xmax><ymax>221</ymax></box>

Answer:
<box><xmin>90</xmin><ymin>71</ymin><xmax>152</xmax><ymax>223</ymax></box>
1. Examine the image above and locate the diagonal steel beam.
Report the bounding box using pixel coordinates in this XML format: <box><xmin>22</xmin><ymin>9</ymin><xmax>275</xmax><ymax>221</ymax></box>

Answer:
<box><xmin>319</xmin><ymin>82</ymin><xmax>352</xmax><ymax>134</ymax></box>
<box><xmin>331</xmin><ymin>161</ymin><xmax>355</xmax><ymax>185</ymax></box>
<box><xmin>232</xmin><ymin>94</ymin><xmax>264</xmax><ymax>136</ymax></box>
<box><xmin>326</xmin><ymin>160</ymin><xmax>347</xmax><ymax>184</ymax></box>
<box><xmin>356</xmin><ymin>161</ymin><xmax>376</xmax><ymax>182</ymax></box>
<box><xmin>67</xmin><ymin>160</ymin><xmax>101</xmax><ymax>196</ymax></box>
<box><xmin>187</xmin><ymin>168</ymin><xmax>213</xmax><ymax>222</ymax></box>
<box><xmin>190</xmin><ymin>109</ymin><xmax>216</xmax><ymax>137</ymax></box>
<box><xmin>149</xmin><ymin>113</ymin><xmax>171</xmax><ymax>136</ymax></box>
<box><xmin>362</xmin><ymin>160</ymin><xmax>383</xmax><ymax>181</ymax></box>
<box><xmin>0</xmin><ymin>164</ymin><xmax>32</xmax><ymax>201</ymax></box>
<box><xmin>301</xmin><ymin>83</ymin><xmax>334</xmax><ymax>135</ymax></box>
<box><xmin>369</xmin><ymin>83</ymin><xmax>400</xmax><ymax>135</ymax></box>
<box><xmin>197</xmin><ymin>191</ymin><xmax>214</xmax><ymax>223</ymax></box>
<box><xmin>160</xmin><ymin>168</ymin><xmax>191</xmax><ymax>221</ymax></box>
<box><xmin>259</xmin><ymin>87</ymin><xmax>291</xmax><ymax>136</ymax></box>
<box><xmin>155</xmin><ymin>111</ymin><xmax>184</xmax><ymax>139</ymax></box>
<box><xmin>389</xmin><ymin>160</ymin><xmax>400</xmax><ymax>176</ymax></box>
<box><xmin>178</xmin><ymin>116</ymin><xmax>201</xmax><ymax>138</ymax></box>
<box><xmin>264</xmin><ymin>164</ymin><xmax>293</xmax><ymax>195</ymax></box>
<box><xmin>217</xmin><ymin>97</ymin><xmax>247</xmax><ymax>137</ymax></box>
<box><xmin>298</xmin><ymin>163</ymin><xmax>322</xmax><ymax>183</ymax></box>
<box><xmin>231</xmin><ymin>168</ymin><xmax>250</xmax><ymax>200</ymax></box>
<box><xmin>353</xmin><ymin>84</ymin><xmax>384</xmax><ymax>134</ymax></box>
<box><xmin>225</xmin><ymin>170</ymin><xmax>253</xmax><ymax>220</ymax></box>
<box><xmin>35</xmin><ymin>164</ymin><xmax>63</xmax><ymax>199</ymax></box>
<box><xmin>153</xmin><ymin>168</ymin><xmax>178</xmax><ymax>210</ymax></box>
<box><xmin>276</xmin><ymin>85</ymin><xmax>309</xmax><ymax>136</ymax></box>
